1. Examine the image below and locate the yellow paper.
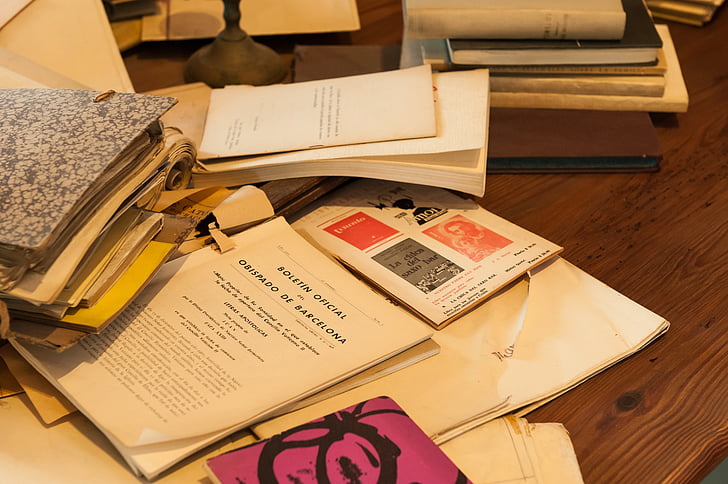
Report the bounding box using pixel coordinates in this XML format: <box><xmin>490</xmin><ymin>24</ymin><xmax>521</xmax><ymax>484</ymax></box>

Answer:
<box><xmin>58</xmin><ymin>241</ymin><xmax>175</xmax><ymax>332</ymax></box>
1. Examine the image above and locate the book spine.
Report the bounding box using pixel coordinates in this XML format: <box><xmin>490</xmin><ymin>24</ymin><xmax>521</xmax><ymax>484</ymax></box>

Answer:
<box><xmin>489</xmin><ymin>75</ymin><xmax>665</xmax><ymax>97</ymax></box>
<box><xmin>405</xmin><ymin>9</ymin><xmax>626</xmax><ymax>40</ymax></box>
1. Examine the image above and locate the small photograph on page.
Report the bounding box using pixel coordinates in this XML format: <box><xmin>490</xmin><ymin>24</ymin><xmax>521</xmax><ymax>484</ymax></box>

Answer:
<box><xmin>424</xmin><ymin>214</ymin><xmax>513</xmax><ymax>262</ymax></box>
<box><xmin>323</xmin><ymin>211</ymin><xmax>399</xmax><ymax>251</ymax></box>
<box><xmin>372</xmin><ymin>238</ymin><xmax>463</xmax><ymax>294</ymax></box>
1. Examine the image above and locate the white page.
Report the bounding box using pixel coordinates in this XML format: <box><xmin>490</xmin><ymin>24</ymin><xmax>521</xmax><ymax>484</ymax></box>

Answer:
<box><xmin>200</xmin><ymin>64</ymin><xmax>437</xmax><ymax>157</ymax></box>
<box><xmin>196</xmin><ymin>69</ymin><xmax>488</xmax><ymax>168</ymax></box>
<box><xmin>10</xmin><ymin>218</ymin><xmax>431</xmax><ymax>450</ymax></box>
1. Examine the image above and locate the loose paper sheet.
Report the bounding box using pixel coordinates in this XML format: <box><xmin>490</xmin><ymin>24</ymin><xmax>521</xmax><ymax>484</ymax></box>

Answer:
<box><xmin>0</xmin><ymin>344</ymin><xmax>76</xmax><ymax>423</ymax></box>
<box><xmin>441</xmin><ymin>416</ymin><xmax>584</xmax><ymax>484</ymax></box>
<box><xmin>200</xmin><ymin>64</ymin><xmax>437</xmax><ymax>157</ymax></box>
<box><xmin>0</xmin><ymin>0</ymin><xmax>32</xmax><ymax>29</ymax></box>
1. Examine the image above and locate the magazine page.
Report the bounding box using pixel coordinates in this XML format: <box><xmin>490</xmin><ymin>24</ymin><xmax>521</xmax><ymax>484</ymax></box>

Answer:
<box><xmin>292</xmin><ymin>179</ymin><xmax>563</xmax><ymax>327</ymax></box>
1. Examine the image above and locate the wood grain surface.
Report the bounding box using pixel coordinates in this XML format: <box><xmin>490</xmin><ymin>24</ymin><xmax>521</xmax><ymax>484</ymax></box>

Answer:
<box><xmin>124</xmin><ymin>3</ymin><xmax>727</xmax><ymax>482</ymax></box>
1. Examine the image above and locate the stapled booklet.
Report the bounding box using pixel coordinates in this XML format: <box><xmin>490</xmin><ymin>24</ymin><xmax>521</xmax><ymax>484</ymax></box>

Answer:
<box><xmin>292</xmin><ymin>179</ymin><xmax>563</xmax><ymax>328</ymax></box>
<box><xmin>9</xmin><ymin>217</ymin><xmax>432</xmax><ymax>479</ymax></box>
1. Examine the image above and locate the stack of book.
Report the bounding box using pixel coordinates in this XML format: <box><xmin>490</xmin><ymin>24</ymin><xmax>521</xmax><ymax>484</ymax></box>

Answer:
<box><xmin>402</xmin><ymin>0</ymin><xmax>688</xmax><ymax>112</ymax></box>
<box><xmin>646</xmin><ymin>0</ymin><xmax>725</xmax><ymax>26</ymax></box>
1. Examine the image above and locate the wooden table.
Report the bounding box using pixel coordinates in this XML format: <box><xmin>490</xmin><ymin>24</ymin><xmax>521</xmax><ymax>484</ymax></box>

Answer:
<box><xmin>124</xmin><ymin>3</ymin><xmax>728</xmax><ymax>482</ymax></box>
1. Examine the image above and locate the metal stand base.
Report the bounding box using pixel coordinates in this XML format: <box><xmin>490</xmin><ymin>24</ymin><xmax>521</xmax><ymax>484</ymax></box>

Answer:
<box><xmin>183</xmin><ymin>0</ymin><xmax>287</xmax><ymax>87</ymax></box>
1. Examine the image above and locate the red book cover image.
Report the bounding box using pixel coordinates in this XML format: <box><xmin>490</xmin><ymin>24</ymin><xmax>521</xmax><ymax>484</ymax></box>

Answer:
<box><xmin>323</xmin><ymin>212</ymin><xmax>400</xmax><ymax>251</ymax></box>
<box><xmin>424</xmin><ymin>214</ymin><xmax>513</xmax><ymax>262</ymax></box>
<box><xmin>204</xmin><ymin>396</ymin><xmax>472</xmax><ymax>484</ymax></box>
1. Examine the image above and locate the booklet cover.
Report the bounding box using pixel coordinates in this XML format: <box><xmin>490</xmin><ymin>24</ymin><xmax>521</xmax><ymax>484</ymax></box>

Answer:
<box><xmin>205</xmin><ymin>396</ymin><xmax>472</xmax><ymax>484</ymax></box>
<box><xmin>9</xmin><ymin>217</ymin><xmax>432</xmax><ymax>478</ymax></box>
<box><xmin>292</xmin><ymin>179</ymin><xmax>562</xmax><ymax>328</ymax></box>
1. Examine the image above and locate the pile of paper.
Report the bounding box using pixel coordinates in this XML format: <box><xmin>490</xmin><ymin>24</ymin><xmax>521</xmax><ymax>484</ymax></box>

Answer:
<box><xmin>190</xmin><ymin>64</ymin><xmax>491</xmax><ymax>197</ymax></box>
<box><xmin>0</xmin><ymin>88</ymin><xmax>196</xmax><ymax>337</ymax></box>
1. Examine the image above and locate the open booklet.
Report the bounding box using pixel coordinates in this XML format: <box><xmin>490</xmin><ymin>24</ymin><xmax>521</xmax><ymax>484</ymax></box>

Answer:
<box><xmin>191</xmin><ymin>67</ymin><xmax>490</xmax><ymax>196</ymax></box>
<box><xmin>8</xmin><ymin>217</ymin><xmax>433</xmax><ymax>479</ymax></box>
<box><xmin>292</xmin><ymin>179</ymin><xmax>563</xmax><ymax>328</ymax></box>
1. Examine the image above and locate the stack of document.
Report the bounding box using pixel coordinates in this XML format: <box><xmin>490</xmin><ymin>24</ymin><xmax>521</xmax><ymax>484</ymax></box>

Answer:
<box><xmin>190</xmin><ymin>64</ymin><xmax>490</xmax><ymax>197</ymax></box>
<box><xmin>0</xmin><ymin>180</ymin><xmax>669</xmax><ymax>480</ymax></box>
<box><xmin>0</xmin><ymin>88</ymin><xmax>196</xmax><ymax>336</ymax></box>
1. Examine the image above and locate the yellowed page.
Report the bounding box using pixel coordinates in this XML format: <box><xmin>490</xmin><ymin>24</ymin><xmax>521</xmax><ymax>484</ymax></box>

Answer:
<box><xmin>0</xmin><ymin>0</ymin><xmax>133</xmax><ymax>92</ymax></box>
<box><xmin>200</xmin><ymin>65</ymin><xmax>437</xmax><ymax>157</ymax></box>
<box><xmin>252</xmin><ymin>257</ymin><xmax>668</xmax><ymax>445</ymax></box>
<box><xmin>142</xmin><ymin>0</ymin><xmax>360</xmax><ymax>40</ymax></box>
<box><xmin>440</xmin><ymin>417</ymin><xmax>584</xmax><ymax>484</ymax></box>
<box><xmin>10</xmin><ymin>217</ymin><xmax>432</xmax><ymax>478</ymax></box>
<box><xmin>0</xmin><ymin>0</ymin><xmax>32</xmax><ymax>28</ymax></box>
<box><xmin>0</xmin><ymin>344</ymin><xmax>76</xmax><ymax>423</ymax></box>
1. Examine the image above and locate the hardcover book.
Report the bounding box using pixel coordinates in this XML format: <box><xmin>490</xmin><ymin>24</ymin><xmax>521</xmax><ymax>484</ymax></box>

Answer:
<box><xmin>204</xmin><ymin>396</ymin><xmax>472</xmax><ymax>484</ymax></box>
<box><xmin>404</xmin><ymin>0</ymin><xmax>626</xmax><ymax>40</ymax></box>
<box><xmin>447</xmin><ymin>0</ymin><xmax>661</xmax><ymax>66</ymax></box>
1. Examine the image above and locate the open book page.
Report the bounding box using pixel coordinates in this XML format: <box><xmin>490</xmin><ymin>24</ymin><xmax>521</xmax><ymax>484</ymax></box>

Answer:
<box><xmin>292</xmin><ymin>179</ymin><xmax>562</xmax><ymax>328</ymax></box>
<box><xmin>441</xmin><ymin>416</ymin><xmax>584</xmax><ymax>484</ymax></box>
<box><xmin>200</xmin><ymin>64</ymin><xmax>437</xmax><ymax>157</ymax></box>
<box><xmin>9</xmin><ymin>217</ymin><xmax>432</xmax><ymax>478</ymax></box>
<box><xmin>252</xmin><ymin>256</ymin><xmax>668</xmax><ymax>444</ymax></box>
